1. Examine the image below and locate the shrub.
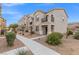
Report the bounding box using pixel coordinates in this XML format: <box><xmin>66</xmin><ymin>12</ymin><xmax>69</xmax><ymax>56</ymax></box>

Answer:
<box><xmin>5</xmin><ymin>32</ymin><xmax>16</xmax><ymax>46</ymax></box>
<box><xmin>47</xmin><ymin>32</ymin><xmax>63</xmax><ymax>45</ymax></box>
<box><xmin>67</xmin><ymin>28</ymin><xmax>73</xmax><ymax>35</ymax></box>
<box><xmin>16</xmin><ymin>50</ymin><xmax>32</xmax><ymax>55</ymax></box>
<box><xmin>66</xmin><ymin>28</ymin><xmax>73</xmax><ymax>38</ymax></box>
<box><xmin>74</xmin><ymin>31</ymin><xmax>79</xmax><ymax>40</ymax></box>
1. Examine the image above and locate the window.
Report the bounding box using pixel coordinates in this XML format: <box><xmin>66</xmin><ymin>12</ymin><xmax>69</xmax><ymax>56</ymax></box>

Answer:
<box><xmin>30</xmin><ymin>22</ymin><xmax>32</xmax><ymax>25</ymax></box>
<box><xmin>41</xmin><ymin>15</ymin><xmax>48</xmax><ymax>22</ymax></box>
<box><xmin>31</xmin><ymin>17</ymin><xmax>34</xmax><ymax>21</ymax></box>
<box><xmin>46</xmin><ymin>15</ymin><xmax>48</xmax><ymax>21</ymax></box>
<box><xmin>51</xmin><ymin>15</ymin><xmax>54</xmax><ymax>22</ymax></box>
<box><xmin>41</xmin><ymin>17</ymin><xmax>46</xmax><ymax>22</ymax></box>
<box><xmin>36</xmin><ymin>16</ymin><xmax>39</xmax><ymax>21</ymax></box>
<box><xmin>62</xmin><ymin>19</ymin><xmax>64</xmax><ymax>21</ymax></box>
<box><xmin>51</xmin><ymin>25</ymin><xmax>54</xmax><ymax>32</ymax></box>
<box><xmin>36</xmin><ymin>26</ymin><xmax>39</xmax><ymax>31</ymax></box>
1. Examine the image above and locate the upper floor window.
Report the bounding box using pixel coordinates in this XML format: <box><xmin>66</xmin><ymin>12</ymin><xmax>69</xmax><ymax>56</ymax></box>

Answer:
<box><xmin>31</xmin><ymin>17</ymin><xmax>34</xmax><ymax>21</ymax></box>
<box><xmin>51</xmin><ymin>15</ymin><xmax>54</xmax><ymax>22</ymax></box>
<box><xmin>46</xmin><ymin>15</ymin><xmax>48</xmax><ymax>21</ymax></box>
<box><xmin>41</xmin><ymin>15</ymin><xmax>48</xmax><ymax>22</ymax></box>
<box><xmin>36</xmin><ymin>16</ymin><xmax>39</xmax><ymax>21</ymax></box>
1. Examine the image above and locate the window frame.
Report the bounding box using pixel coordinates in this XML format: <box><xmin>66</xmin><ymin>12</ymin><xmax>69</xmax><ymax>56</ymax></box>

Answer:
<box><xmin>51</xmin><ymin>15</ymin><xmax>54</xmax><ymax>22</ymax></box>
<box><xmin>51</xmin><ymin>25</ymin><xmax>54</xmax><ymax>32</ymax></box>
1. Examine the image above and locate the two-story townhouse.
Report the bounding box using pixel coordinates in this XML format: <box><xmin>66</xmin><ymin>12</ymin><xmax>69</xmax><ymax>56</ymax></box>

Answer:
<box><xmin>18</xmin><ymin>8</ymin><xmax>68</xmax><ymax>35</ymax></box>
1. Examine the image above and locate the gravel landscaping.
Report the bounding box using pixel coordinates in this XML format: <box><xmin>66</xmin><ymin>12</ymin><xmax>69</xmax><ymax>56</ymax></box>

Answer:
<box><xmin>34</xmin><ymin>36</ymin><xmax>79</xmax><ymax>55</ymax></box>
<box><xmin>0</xmin><ymin>37</ymin><xmax>25</xmax><ymax>53</ymax></box>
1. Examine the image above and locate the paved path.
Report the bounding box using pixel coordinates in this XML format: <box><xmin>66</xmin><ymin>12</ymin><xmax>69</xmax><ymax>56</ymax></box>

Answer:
<box><xmin>16</xmin><ymin>35</ymin><xmax>60</xmax><ymax>55</ymax></box>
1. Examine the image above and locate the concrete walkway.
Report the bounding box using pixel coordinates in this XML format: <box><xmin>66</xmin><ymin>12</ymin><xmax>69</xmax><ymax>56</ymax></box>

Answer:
<box><xmin>16</xmin><ymin>35</ymin><xmax>60</xmax><ymax>55</ymax></box>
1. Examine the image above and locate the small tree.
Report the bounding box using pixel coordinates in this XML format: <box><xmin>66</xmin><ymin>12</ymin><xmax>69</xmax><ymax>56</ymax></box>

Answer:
<box><xmin>9</xmin><ymin>24</ymin><xmax>18</xmax><ymax>33</ymax></box>
<box><xmin>9</xmin><ymin>24</ymin><xmax>18</xmax><ymax>28</ymax></box>
<box><xmin>5</xmin><ymin>32</ymin><xmax>16</xmax><ymax>46</ymax></box>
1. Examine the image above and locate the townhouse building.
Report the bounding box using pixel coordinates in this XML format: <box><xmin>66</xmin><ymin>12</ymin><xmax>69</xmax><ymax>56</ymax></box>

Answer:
<box><xmin>18</xmin><ymin>8</ymin><xmax>68</xmax><ymax>35</ymax></box>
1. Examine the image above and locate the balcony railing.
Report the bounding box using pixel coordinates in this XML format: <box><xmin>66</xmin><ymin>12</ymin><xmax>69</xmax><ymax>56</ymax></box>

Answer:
<box><xmin>41</xmin><ymin>18</ymin><xmax>47</xmax><ymax>22</ymax></box>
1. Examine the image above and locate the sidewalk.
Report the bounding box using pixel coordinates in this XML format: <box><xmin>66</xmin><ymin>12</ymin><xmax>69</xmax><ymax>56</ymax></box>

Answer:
<box><xmin>16</xmin><ymin>35</ymin><xmax>60</xmax><ymax>55</ymax></box>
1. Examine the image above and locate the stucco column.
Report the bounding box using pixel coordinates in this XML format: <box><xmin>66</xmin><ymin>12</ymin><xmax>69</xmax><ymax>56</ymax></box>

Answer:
<box><xmin>39</xmin><ymin>25</ymin><xmax>43</xmax><ymax>35</ymax></box>
<box><xmin>38</xmin><ymin>18</ymin><xmax>43</xmax><ymax>35</ymax></box>
<box><xmin>48</xmin><ymin>15</ymin><xmax>51</xmax><ymax>23</ymax></box>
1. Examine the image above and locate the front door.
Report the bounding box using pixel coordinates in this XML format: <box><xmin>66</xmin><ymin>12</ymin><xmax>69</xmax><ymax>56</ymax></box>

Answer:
<box><xmin>42</xmin><ymin>25</ymin><xmax>48</xmax><ymax>35</ymax></box>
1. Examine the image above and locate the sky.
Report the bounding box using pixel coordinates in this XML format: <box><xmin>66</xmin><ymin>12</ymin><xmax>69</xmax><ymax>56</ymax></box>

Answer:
<box><xmin>1</xmin><ymin>3</ymin><xmax>79</xmax><ymax>26</ymax></box>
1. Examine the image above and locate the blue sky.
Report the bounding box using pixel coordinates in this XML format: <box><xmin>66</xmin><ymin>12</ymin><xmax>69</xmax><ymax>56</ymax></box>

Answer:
<box><xmin>1</xmin><ymin>3</ymin><xmax>79</xmax><ymax>26</ymax></box>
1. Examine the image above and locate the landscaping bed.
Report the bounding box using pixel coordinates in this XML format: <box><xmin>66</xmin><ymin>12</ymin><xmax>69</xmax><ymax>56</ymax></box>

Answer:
<box><xmin>0</xmin><ymin>37</ymin><xmax>25</xmax><ymax>53</ymax></box>
<box><xmin>34</xmin><ymin>36</ymin><xmax>79</xmax><ymax>55</ymax></box>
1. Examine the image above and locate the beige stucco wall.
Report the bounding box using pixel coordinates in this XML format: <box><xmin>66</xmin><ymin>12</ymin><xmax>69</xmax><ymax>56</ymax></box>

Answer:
<box><xmin>47</xmin><ymin>9</ymin><xmax>67</xmax><ymax>34</ymax></box>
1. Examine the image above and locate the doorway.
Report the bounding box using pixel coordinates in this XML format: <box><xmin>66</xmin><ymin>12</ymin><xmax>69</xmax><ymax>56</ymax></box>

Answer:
<box><xmin>42</xmin><ymin>25</ymin><xmax>48</xmax><ymax>35</ymax></box>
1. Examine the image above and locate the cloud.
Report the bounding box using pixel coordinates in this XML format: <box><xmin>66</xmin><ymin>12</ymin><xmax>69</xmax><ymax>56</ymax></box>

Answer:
<box><xmin>2</xmin><ymin>10</ymin><xmax>20</xmax><ymax>15</ymax></box>
<box><xmin>5</xmin><ymin>12</ymin><xmax>23</xmax><ymax>26</ymax></box>
<box><xmin>2</xmin><ymin>3</ymin><xmax>23</xmax><ymax>24</ymax></box>
<box><xmin>2</xmin><ymin>10</ymin><xmax>23</xmax><ymax>21</ymax></box>
<box><xmin>3</xmin><ymin>3</ymin><xmax>24</xmax><ymax>7</ymax></box>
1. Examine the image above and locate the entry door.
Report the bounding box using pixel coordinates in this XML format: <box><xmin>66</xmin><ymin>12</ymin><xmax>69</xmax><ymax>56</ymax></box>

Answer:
<box><xmin>42</xmin><ymin>25</ymin><xmax>48</xmax><ymax>35</ymax></box>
